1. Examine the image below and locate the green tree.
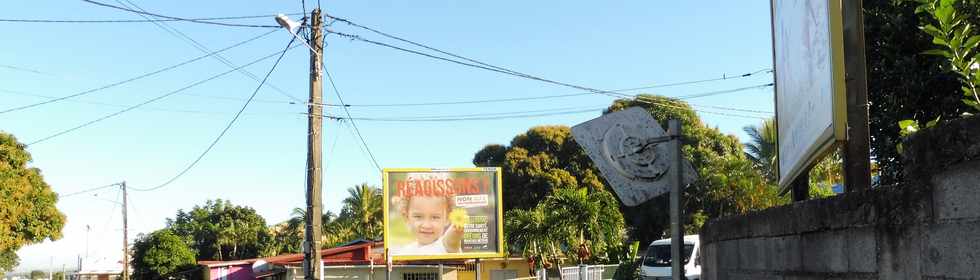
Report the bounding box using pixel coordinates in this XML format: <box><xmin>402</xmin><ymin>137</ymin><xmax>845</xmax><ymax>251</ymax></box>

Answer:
<box><xmin>473</xmin><ymin>125</ymin><xmax>605</xmax><ymax>214</ymax></box>
<box><xmin>743</xmin><ymin>119</ymin><xmax>777</xmax><ymax>183</ymax></box>
<box><xmin>0</xmin><ymin>132</ymin><xmax>66</xmax><ymax>272</ymax></box>
<box><xmin>864</xmin><ymin>0</ymin><xmax>980</xmax><ymax>185</ymax></box>
<box><xmin>915</xmin><ymin>0</ymin><xmax>980</xmax><ymax>111</ymax></box>
<box><xmin>132</xmin><ymin>229</ymin><xmax>197</xmax><ymax>280</ymax></box>
<box><xmin>743</xmin><ymin>118</ymin><xmax>837</xmax><ymax>198</ymax></box>
<box><xmin>541</xmin><ymin>188</ymin><xmax>624</xmax><ymax>264</ymax></box>
<box><xmin>505</xmin><ymin>207</ymin><xmax>559</xmax><ymax>271</ymax></box>
<box><xmin>265</xmin><ymin>208</ymin><xmax>337</xmax><ymax>254</ymax></box>
<box><xmin>167</xmin><ymin>199</ymin><xmax>269</xmax><ymax>261</ymax></box>
<box><xmin>337</xmin><ymin>184</ymin><xmax>383</xmax><ymax>240</ymax></box>
<box><xmin>30</xmin><ymin>270</ymin><xmax>44</xmax><ymax>280</ymax></box>
<box><xmin>0</xmin><ymin>250</ymin><xmax>18</xmax><ymax>274</ymax></box>
<box><xmin>53</xmin><ymin>272</ymin><xmax>64</xmax><ymax>280</ymax></box>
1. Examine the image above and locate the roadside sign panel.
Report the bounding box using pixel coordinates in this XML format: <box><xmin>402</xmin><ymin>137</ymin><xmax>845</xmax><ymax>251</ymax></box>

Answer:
<box><xmin>383</xmin><ymin>168</ymin><xmax>504</xmax><ymax>261</ymax></box>
<box><xmin>571</xmin><ymin>107</ymin><xmax>696</xmax><ymax>206</ymax></box>
<box><xmin>771</xmin><ymin>0</ymin><xmax>848</xmax><ymax>188</ymax></box>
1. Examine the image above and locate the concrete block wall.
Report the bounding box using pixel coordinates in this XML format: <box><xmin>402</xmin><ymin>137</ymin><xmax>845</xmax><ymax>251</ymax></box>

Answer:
<box><xmin>699</xmin><ymin>116</ymin><xmax>980</xmax><ymax>280</ymax></box>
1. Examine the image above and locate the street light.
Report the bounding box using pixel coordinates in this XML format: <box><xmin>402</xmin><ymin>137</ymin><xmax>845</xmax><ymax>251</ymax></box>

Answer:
<box><xmin>275</xmin><ymin>14</ymin><xmax>319</xmax><ymax>55</ymax></box>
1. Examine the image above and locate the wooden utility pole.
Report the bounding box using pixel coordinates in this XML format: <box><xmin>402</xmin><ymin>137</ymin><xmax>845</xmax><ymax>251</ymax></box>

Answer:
<box><xmin>841</xmin><ymin>0</ymin><xmax>872</xmax><ymax>192</ymax></box>
<box><xmin>304</xmin><ymin>8</ymin><xmax>325</xmax><ymax>280</ymax></box>
<box><xmin>121</xmin><ymin>182</ymin><xmax>129</xmax><ymax>280</ymax></box>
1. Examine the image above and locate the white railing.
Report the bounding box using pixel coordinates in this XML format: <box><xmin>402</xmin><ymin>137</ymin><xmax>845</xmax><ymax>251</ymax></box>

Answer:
<box><xmin>558</xmin><ymin>264</ymin><xmax>618</xmax><ymax>280</ymax></box>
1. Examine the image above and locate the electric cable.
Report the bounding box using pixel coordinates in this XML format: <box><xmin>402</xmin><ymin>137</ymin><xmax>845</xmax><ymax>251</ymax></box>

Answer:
<box><xmin>325</xmin><ymin>14</ymin><xmax>773</xmax><ymax>90</ymax></box>
<box><xmin>80</xmin><ymin>0</ymin><xmax>281</xmax><ymax>28</ymax></box>
<box><xmin>59</xmin><ymin>182</ymin><xmax>122</xmax><ymax>198</ymax></box>
<box><xmin>316</xmin><ymin>107</ymin><xmax>603</xmax><ymax>122</ymax></box>
<box><xmin>114</xmin><ymin>0</ymin><xmax>305</xmax><ymax>104</ymax></box>
<box><xmin>0</xmin><ymin>29</ymin><xmax>277</xmax><ymax>115</ymax></box>
<box><xmin>130</xmin><ymin>37</ymin><xmax>297</xmax><ymax>192</ymax></box>
<box><xmin>675</xmin><ymin>83</ymin><xmax>774</xmax><ymax>100</ymax></box>
<box><xmin>323</xmin><ymin>67</ymin><xmax>382</xmax><ymax>172</ymax></box>
<box><xmin>0</xmin><ymin>13</ymin><xmax>304</xmax><ymax>23</ymax></box>
<box><xmin>26</xmin><ymin>42</ymin><xmax>303</xmax><ymax>146</ymax></box>
<box><xmin>1</xmin><ymin>88</ymin><xmax>298</xmax><ymax>116</ymax></box>
<box><xmin>326</xmin><ymin>30</ymin><xmax>767</xmax><ymax>119</ymax></box>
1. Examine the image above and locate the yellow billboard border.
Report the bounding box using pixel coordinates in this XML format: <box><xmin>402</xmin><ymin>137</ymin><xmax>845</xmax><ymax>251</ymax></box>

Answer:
<box><xmin>382</xmin><ymin>167</ymin><xmax>505</xmax><ymax>261</ymax></box>
<box><xmin>772</xmin><ymin>0</ymin><xmax>849</xmax><ymax>192</ymax></box>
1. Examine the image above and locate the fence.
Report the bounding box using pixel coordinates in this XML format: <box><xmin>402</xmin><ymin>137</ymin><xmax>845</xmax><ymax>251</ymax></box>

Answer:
<box><xmin>556</xmin><ymin>264</ymin><xmax>618</xmax><ymax>280</ymax></box>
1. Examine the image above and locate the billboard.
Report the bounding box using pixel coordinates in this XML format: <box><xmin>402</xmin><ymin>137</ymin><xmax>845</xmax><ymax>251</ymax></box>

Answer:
<box><xmin>383</xmin><ymin>168</ymin><xmax>504</xmax><ymax>261</ymax></box>
<box><xmin>771</xmin><ymin>0</ymin><xmax>847</xmax><ymax>189</ymax></box>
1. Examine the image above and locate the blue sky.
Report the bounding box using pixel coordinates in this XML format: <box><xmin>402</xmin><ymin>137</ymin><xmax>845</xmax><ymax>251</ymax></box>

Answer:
<box><xmin>1</xmin><ymin>0</ymin><xmax>775</xmax><ymax>272</ymax></box>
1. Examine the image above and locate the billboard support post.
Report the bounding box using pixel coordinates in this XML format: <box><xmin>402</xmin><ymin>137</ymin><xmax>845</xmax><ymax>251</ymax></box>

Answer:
<box><xmin>385</xmin><ymin>248</ymin><xmax>391</xmax><ymax>280</ymax></box>
<box><xmin>668</xmin><ymin>120</ymin><xmax>684</xmax><ymax>280</ymax></box>
<box><xmin>841</xmin><ymin>0</ymin><xmax>872</xmax><ymax>192</ymax></box>
<box><xmin>791</xmin><ymin>171</ymin><xmax>810</xmax><ymax>202</ymax></box>
<box><xmin>475</xmin><ymin>259</ymin><xmax>481</xmax><ymax>280</ymax></box>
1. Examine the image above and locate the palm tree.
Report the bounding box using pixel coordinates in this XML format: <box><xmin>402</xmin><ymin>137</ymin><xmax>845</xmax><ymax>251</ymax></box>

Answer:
<box><xmin>505</xmin><ymin>207</ymin><xmax>557</xmax><ymax>274</ymax></box>
<box><xmin>287</xmin><ymin>207</ymin><xmax>337</xmax><ymax>239</ymax></box>
<box><xmin>541</xmin><ymin>188</ymin><xmax>622</xmax><ymax>264</ymax></box>
<box><xmin>743</xmin><ymin>118</ymin><xmax>778</xmax><ymax>182</ymax></box>
<box><xmin>339</xmin><ymin>184</ymin><xmax>383</xmax><ymax>239</ymax></box>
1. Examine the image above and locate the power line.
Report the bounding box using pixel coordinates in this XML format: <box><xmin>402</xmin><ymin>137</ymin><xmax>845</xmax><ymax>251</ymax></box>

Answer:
<box><xmin>114</xmin><ymin>0</ymin><xmax>304</xmax><ymax>103</ymax></box>
<box><xmin>59</xmin><ymin>182</ymin><xmax>122</xmax><ymax>198</ymax></box>
<box><xmin>326</xmin><ymin>29</ymin><xmax>769</xmax><ymax>119</ymax></box>
<box><xmin>0</xmin><ymin>29</ymin><xmax>276</xmax><ymax>115</ymax></box>
<box><xmin>325</xmin><ymin>13</ymin><xmax>528</xmax><ymax>78</ymax></box>
<box><xmin>319</xmin><ymin>17</ymin><xmax>776</xmax><ymax>117</ymax></box>
<box><xmin>675</xmin><ymin>83</ymin><xmax>774</xmax><ymax>100</ymax></box>
<box><xmin>325</xmin><ymin>14</ymin><xmax>772</xmax><ymax>90</ymax></box>
<box><xmin>131</xmin><ymin>37</ymin><xmax>297</xmax><ymax>192</ymax></box>
<box><xmin>310</xmin><ymin>82</ymin><xmax>773</xmax><ymax>108</ymax></box>
<box><xmin>323</xmin><ymin>67</ymin><xmax>382</xmax><ymax>172</ymax></box>
<box><xmin>1</xmin><ymin>88</ymin><xmax>301</xmax><ymax>117</ymax></box>
<box><xmin>0</xmin><ymin>64</ymin><xmax>50</xmax><ymax>75</ymax></box>
<box><xmin>80</xmin><ymin>0</ymin><xmax>281</xmax><ymax>28</ymax></box>
<box><xmin>310</xmin><ymin>105</ymin><xmax>604</xmax><ymax>120</ymax></box>
<box><xmin>0</xmin><ymin>13</ymin><xmax>304</xmax><ymax>23</ymax></box>
<box><xmin>26</xmin><ymin>42</ymin><xmax>303</xmax><ymax>146</ymax></box>
<box><xmin>317</xmin><ymin>107</ymin><xmax>604</xmax><ymax>122</ymax></box>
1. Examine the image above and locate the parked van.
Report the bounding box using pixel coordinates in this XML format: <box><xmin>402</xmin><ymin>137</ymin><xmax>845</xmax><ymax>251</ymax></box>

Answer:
<box><xmin>638</xmin><ymin>235</ymin><xmax>700</xmax><ymax>280</ymax></box>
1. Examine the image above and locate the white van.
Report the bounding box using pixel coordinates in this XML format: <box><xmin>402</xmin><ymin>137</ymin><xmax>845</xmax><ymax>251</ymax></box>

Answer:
<box><xmin>638</xmin><ymin>235</ymin><xmax>700</xmax><ymax>280</ymax></box>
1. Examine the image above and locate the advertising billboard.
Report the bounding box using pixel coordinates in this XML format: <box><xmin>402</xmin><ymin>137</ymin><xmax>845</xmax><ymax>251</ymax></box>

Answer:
<box><xmin>771</xmin><ymin>0</ymin><xmax>847</xmax><ymax>189</ymax></box>
<box><xmin>383</xmin><ymin>168</ymin><xmax>504</xmax><ymax>261</ymax></box>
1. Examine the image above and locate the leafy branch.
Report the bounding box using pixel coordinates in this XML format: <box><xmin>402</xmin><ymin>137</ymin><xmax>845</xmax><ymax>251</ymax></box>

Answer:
<box><xmin>916</xmin><ymin>0</ymin><xmax>980</xmax><ymax>110</ymax></box>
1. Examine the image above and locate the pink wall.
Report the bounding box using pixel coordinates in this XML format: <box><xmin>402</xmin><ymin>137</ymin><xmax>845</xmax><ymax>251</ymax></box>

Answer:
<box><xmin>208</xmin><ymin>264</ymin><xmax>254</xmax><ymax>280</ymax></box>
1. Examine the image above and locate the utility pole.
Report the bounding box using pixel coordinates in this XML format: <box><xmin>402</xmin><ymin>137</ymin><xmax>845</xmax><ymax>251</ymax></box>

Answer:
<box><xmin>304</xmin><ymin>8</ymin><xmax>325</xmax><ymax>280</ymax></box>
<box><xmin>121</xmin><ymin>182</ymin><xmax>129</xmax><ymax>280</ymax></box>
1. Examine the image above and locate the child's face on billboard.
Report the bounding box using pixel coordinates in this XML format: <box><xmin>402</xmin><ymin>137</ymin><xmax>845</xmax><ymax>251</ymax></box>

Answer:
<box><xmin>406</xmin><ymin>196</ymin><xmax>449</xmax><ymax>245</ymax></box>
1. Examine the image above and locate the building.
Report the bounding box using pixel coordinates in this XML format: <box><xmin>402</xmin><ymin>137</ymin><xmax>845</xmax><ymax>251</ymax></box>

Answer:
<box><xmin>198</xmin><ymin>240</ymin><xmax>531</xmax><ymax>280</ymax></box>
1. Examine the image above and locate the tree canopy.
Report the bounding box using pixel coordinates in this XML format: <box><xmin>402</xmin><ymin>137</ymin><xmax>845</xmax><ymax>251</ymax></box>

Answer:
<box><xmin>864</xmin><ymin>0</ymin><xmax>980</xmax><ymax>185</ymax></box>
<box><xmin>0</xmin><ymin>132</ymin><xmax>65</xmax><ymax>272</ymax></box>
<box><xmin>167</xmin><ymin>199</ymin><xmax>268</xmax><ymax>261</ymax></box>
<box><xmin>132</xmin><ymin>229</ymin><xmax>197</xmax><ymax>280</ymax></box>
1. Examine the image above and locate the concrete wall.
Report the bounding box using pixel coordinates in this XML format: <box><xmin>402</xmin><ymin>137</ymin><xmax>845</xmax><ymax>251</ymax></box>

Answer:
<box><xmin>699</xmin><ymin>116</ymin><xmax>980</xmax><ymax>279</ymax></box>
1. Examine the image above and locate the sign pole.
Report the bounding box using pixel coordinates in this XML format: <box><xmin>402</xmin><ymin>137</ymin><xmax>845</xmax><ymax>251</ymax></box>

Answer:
<box><xmin>385</xmin><ymin>248</ymin><xmax>391</xmax><ymax>280</ymax></box>
<box><xmin>792</xmin><ymin>172</ymin><xmax>810</xmax><ymax>202</ymax></box>
<box><xmin>475</xmin><ymin>259</ymin><xmax>481</xmax><ymax>280</ymax></box>
<box><xmin>841</xmin><ymin>0</ymin><xmax>872</xmax><ymax>192</ymax></box>
<box><xmin>668</xmin><ymin>120</ymin><xmax>684</xmax><ymax>280</ymax></box>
